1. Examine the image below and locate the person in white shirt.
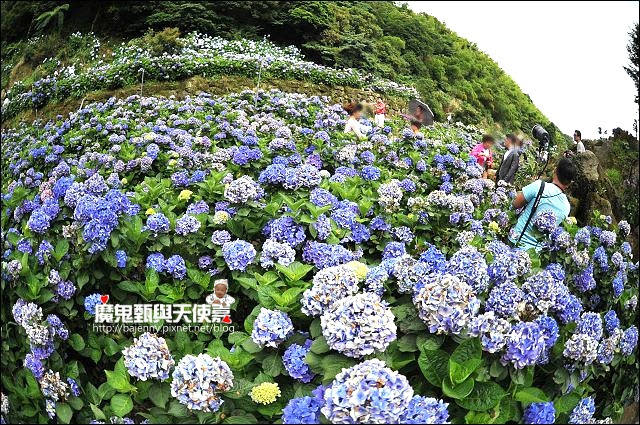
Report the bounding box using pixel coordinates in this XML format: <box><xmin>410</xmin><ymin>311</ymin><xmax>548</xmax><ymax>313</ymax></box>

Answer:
<box><xmin>343</xmin><ymin>102</ymin><xmax>366</xmax><ymax>140</ymax></box>
<box><xmin>206</xmin><ymin>279</ymin><xmax>235</xmax><ymax>307</ymax></box>
<box><xmin>574</xmin><ymin>130</ymin><xmax>585</xmax><ymax>153</ymax></box>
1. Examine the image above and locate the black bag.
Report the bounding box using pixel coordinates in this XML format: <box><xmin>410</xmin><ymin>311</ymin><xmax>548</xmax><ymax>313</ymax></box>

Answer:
<box><xmin>515</xmin><ymin>181</ymin><xmax>546</xmax><ymax>246</ymax></box>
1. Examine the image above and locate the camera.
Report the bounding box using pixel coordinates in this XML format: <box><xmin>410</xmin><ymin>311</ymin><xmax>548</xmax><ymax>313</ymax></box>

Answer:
<box><xmin>532</xmin><ymin>124</ymin><xmax>550</xmax><ymax>151</ymax></box>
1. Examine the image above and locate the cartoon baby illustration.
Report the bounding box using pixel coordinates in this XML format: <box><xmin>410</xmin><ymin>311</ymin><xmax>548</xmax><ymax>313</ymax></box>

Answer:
<box><xmin>205</xmin><ymin>278</ymin><xmax>235</xmax><ymax>307</ymax></box>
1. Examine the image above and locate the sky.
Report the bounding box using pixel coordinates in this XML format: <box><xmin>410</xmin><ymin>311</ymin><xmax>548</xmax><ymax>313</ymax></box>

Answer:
<box><xmin>406</xmin><ymin>1</ymin><xmax>639</xmax><ymax>139</ymax></box>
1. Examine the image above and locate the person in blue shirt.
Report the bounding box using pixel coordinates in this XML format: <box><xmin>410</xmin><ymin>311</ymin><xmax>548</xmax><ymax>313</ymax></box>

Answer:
<box><xmin>510</xmin><ymin>158</ymin><xmax>576</xmax><ymax>251</ymax></box>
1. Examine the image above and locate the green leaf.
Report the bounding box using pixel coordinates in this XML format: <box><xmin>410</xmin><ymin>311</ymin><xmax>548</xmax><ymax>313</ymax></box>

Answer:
<box><xmin>417</xmin><ymin>334</ymin><xmax>444</xmax><ymax>351</ymax></box>
<box><xmin>310</xmin><ymin>318</ymin><xmax>322</xmax><ymax>338</ymax></box>
<box><xmin>56</xmin><ymin>402</ymin><xmax>73</xmax><ymax>424</ymax></box>
<box><xmin>149</xmin><ymin>383</ymin><xmax>170</xmax><ymax>408</ymax></box>
<box><xmin>310</xmin><ymin>336</ymin><xmax>330</xmax><ymax>354</ymax></box>
<box><xmin>53</xmin><ymin>239</ymin><xmax>69</xmax><ymax>262</ymax></box>
<box><xmin>110</xmin><ymin>394</ymin><xmax>133</xmax><ymax>417</ymax></box>
<box><xmin>262</xmin><ymin>353</ymin><xmax>283</xmax><ymax>377</ymax></box>
<box><xmin>397</xmin><ymin>334</ymin><xmax>418</xmax><ymax>352</ymax></box>
<box><xmin>320</xmin><ymin>355</ymin><xmax>357</xmax><ymax>383</ymax></box>
<box><xmin>515</xmin><ymin>387</ymin><xmax>549</xmax><ymax>404</ymax></box>
<box><xmin>443</xmin><ymin>376</ymin><xmax>475</xmax><ymax>400</ymax></box>
<box><xmin>418</xmin><ymin>349</ymin><xmax>449</xmax><ymax>387</ymax></box>
<box><xmin>224</xmin><ymin>415</ymin><xmax>258</xmax><ymax>424</ymax></box>
<box><xmin>223</xmin><ymin>378</ymin><xmax>254</xmax><ymax>399</ymax></box>
<box><xmin>555</xmin><ymin>392</ymin><xmax>581</xmax><ymax>413</ymax></box>
<box><xmin>69</xmin><ymin>334</ymin><xmax>85</xmax><ymax>351</ymax></box>
<box><xmin>449</xmin><ymin>338</ymin><xmax>482</xmax><ymax>384</ymax></box>
<box><xmin>145</xmin><ymin>269</ymin><xmax>160</xmax><ymax>294</ymax></box>
<box><xmin>89</xmin><ymin>404</ymin><xmax>106</xmax><ymax>421</ymax></box>
<box><xmin>455</xmin><ymin>381</ymin><xmax>507</xmax><ymax>412</ymax></box>
<box><xmin>275</xmin><ymin>261</ymin><xmax>314</xmax><ymax>281</ymax></box>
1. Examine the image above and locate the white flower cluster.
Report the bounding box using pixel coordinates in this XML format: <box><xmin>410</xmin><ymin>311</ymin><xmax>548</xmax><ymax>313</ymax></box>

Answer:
<box><xmin>321</xmin><ymin>292</ymin><xmax>397</xmax><ymax>358</ymax></box>
<box><xmin>301</xmin><ymin>265</ymin><xmax>359</xmax><ymax>316</ymax></box>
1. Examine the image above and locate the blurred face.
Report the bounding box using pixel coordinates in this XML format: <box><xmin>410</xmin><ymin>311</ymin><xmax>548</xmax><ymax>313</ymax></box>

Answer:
<box><xmin>574</xmin><ymin>132</ymin><xmax>580</xmax><ymax>141</ymax></box>
<box><xmin>214</xmin><ymin>284</ymin><xmax>227</xmax><ymax>298</ymax></box>
<box><xmin>353</xmin><ymin>110</ymin><xmax>362</xmax><ymax>119</ymax></box>
<box><xmin>483</xmin><ymin>140</ymin><xmax>493</xmax><ymax>149</ymax></box>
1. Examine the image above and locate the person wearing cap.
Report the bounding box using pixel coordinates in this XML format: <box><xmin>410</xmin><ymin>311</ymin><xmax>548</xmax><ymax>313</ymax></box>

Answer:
<box><xmin>206</xmin><ymin>279</ymin><xmax>235</xmax><ymax>307</ymax></box>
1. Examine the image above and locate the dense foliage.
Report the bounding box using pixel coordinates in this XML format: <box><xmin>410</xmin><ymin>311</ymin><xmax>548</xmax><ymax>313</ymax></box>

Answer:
<box><xmin>1</xmin><ymin>31</ymin><xmax>415</xmax><ymax>122</ymax></box>
<box><xmin>1</xmin><ymin>88</ymin><xmax>638</xmax><ymax>424</ymax></box>
<box><xmin>1</xmin><ymin>1</ymin><xmax>565</xmax><ymax>142</ymax></box>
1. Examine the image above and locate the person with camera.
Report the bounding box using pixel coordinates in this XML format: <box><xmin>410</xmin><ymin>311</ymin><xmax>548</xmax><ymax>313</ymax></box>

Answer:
<box><xmin>509</xmin><ymin>158</ymin><xmax>577</xmax><ymax>251</ymax></box>
<box><xmin>496</xmin><ymin>134</ymin><xmax>521</xmax><ymax>184</ymax></box>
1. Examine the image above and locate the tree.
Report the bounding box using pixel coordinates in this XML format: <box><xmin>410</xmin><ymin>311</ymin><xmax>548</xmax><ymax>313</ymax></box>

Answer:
<box><xmin>34</xmin><ymin>3</ymin><xmax>69</xmax><ymax>34</ymax></box>
<box><xmin>624</xmin><ymin>22</ymin><xmax>639</xmax><ymax>104</ymax></box>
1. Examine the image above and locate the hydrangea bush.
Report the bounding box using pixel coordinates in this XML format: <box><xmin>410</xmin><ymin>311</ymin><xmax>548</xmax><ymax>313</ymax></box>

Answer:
<box><xmin>1</xmin><ymin>32</ymin><xmax>417</xmax><ymax>121</ymax></box>
<box><xmin>1</xmin><ymin>88</ymin><xmax>637</xmax><ymax>424</ymax></box>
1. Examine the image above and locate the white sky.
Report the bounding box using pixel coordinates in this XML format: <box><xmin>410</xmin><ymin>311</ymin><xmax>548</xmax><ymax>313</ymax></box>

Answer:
<box><xmin>406</xmin><ymin>1</ymin><xmax>639</xmax><ymax>139</ymax></box>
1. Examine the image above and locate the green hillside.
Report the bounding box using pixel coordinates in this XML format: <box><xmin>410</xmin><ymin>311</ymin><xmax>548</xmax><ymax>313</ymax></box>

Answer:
<box><xmin>1</xmin><ymin>1</ymin><xmax>567</xmax><ymax>146</ymax></box>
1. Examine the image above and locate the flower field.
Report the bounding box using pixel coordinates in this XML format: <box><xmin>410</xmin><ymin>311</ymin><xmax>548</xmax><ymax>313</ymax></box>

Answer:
<box><xmin>1</xmin><ymin>32</ymin><xmax>417</xmax><ymax>122</ymax></box>
<box><xmin>0</xmin><ymin>88</ymin><xmax>638</xmax><ymax>424</ymax></box>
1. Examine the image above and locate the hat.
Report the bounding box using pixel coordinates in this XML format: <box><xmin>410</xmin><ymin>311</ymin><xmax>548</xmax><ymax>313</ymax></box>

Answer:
<box><xmin>214</xmin><ymin>279</ymin><xmax>228</xmax><ymax>289</ymax></box>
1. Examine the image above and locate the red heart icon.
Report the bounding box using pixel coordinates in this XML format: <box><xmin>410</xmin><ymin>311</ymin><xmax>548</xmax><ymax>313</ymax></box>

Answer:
<box><xmin>222</xmin><ymin>315</ymin><xmax>232</xmax><ymax>324</ymax></box>
<box><xmin>100</xmin><ymin>295</ymin><xmax>109</xmax><ymax>304</ymax></box>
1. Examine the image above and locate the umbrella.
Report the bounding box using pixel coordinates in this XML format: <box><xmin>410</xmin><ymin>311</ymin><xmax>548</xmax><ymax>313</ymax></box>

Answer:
<box><xmin>407</xmin><ymin>99</ymin><xmax>434</xmax><ymax>126</ymax></box>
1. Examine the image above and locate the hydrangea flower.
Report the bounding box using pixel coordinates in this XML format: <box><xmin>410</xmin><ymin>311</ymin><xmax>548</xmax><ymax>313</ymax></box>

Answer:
<box><xmin>250</xmin><ymin>382</ymin><xmax>281</xmax><ymax>405</ymax></box>
<box><xmin>523</xmin><ymin>402</ymin><xmax>556</xmax><ymax>424</ymax></box>
<box><xmin>170</xmin><ymin>354</ymin><xmax>233</xmax><ymax>412</ymax></box>
<box><xmin>486</xmin><ymin>281</ymin><xmax>524</xmax><ymax>318</ymax></box>
<box><xmin>620</xmin><ymin>326</ymin><xmax>638</xmax><ymax>355</ymax></box>
<box><xmin>321</xmin><ymin>359</ymin><xmax>413</xmax><ymax>424</ymax></box>
<box><xmin>122</xmin><ymin>333</ymin><xmax>175</xmax><ymax>381</ymax></box>
<box><xmin>447</xmin><ymin>245</ymin><xmax>489</xmax><ymax>293</ymax></box>
<box><xmin>282</xmin><ymin>395</ymin><xmax>323</xmax><ymax>424</ymax></box>
<box><xmin>222</xmin><ymin>240</ymin><xmax>256</xmax><ymax>271</ymax></box>
<box><xmin>400</xmin><ymin>395</ymin><xmax>449</xmax><ymax>424</ymax></box>
<box><xmin>84</xmin><ymin>293</ymin><xmax>103</xmax><ymax>315</ymax></box>
<box><xmin>283</xmin><ymin>340</ymin><xmax>315</xmax><ymax>383</ymax></box>
<box><xmin>251</xmin><ymin>308</ymin><xmax>293</xmax><ymax>348</ymax></box>
<box><xmin>321</xmin><ymin>292</ymin><xmax>396</xmax><ymax>358</ymax></box>
<box><xmin>260</xmin><ymin>238</ymin><xmax>296</xmax><ymax>268</ymax></box>
<box><xmin>115</xmin><ymin>250</ymin><xmax>127</xmax><ymax>268</ymax></box>
<box><xmin>164</xmin><ymin>255</ymin><xmax>186</xmax><ymax>279</ymax></box>
<box><xmin>413</xmin><ymin>273</ymin><xmax>480</xmax><ymax>335</ymax></box>
<box><xmin>569</xmin><ymin>397</ymin><xmax>595</xmax><ymax>424</ymax></box>
<box><xmin>301</xmin><ymin>265</ymin><xmax>359</xmax><ymax>316</ymax></box>
<box><xmin>501</xmin><ymin>322</ymin><xmax>546</xmax><ymax>369</ymax></box>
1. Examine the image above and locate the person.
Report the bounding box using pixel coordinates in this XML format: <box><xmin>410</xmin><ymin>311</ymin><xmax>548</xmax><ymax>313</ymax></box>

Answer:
<box><xmin>206</xmin><ymin>279</ymin><xmax>235</xmax><ymax>307</ymax></box>
<box><xmin>574</xmin><ymin>130</ymin><xmax>585</xmax><ymax>153</ymax></box>
<box><xmin>374</xmin><ymin>98</ymin><xmax>386</xmax><ymax>127</ymax></box>
<box><xmin>470</xmin><ymin>135</ymin><xmax>495</xmax><ymax>178</ymax></box>
<box><xmin>496</xmin><ymin>134</ymin><xmax>520</xmax><ymax>184</ymax></box>
<box><xmin>509</xmin><ymin>158</ymin><xmax>577</xmax><ymax>251</ymax></box>
<box><xmin>343</xmin><ymin>102</ymin><xmax>366</xmax><ymax>139</ymax></box>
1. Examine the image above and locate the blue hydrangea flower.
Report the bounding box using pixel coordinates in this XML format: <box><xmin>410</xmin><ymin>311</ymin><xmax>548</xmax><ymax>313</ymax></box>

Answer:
<box><xmin>251</xmin><ymin>308</ymin><xmax>293</xmax><ymax>348</ymax></box>
<box><xmin>400</xmin><ymin>395</ymin><xmax>449</xmax><ymax>424</ymax></box>
<box><xmin>501</xmin><ymin>322</ymin><xmax>546</xmax><ymax>369</ymax></box>
<box><xmin>84</xmin><ymin>293</ymin><xmax>102</xmax><ymax>315</ymax></box>
<box><xmin>283</xmin><ymin>340</ymin><xmax>315</xmax><ymax>383</ymax></box>
<box><xmin>122</xmin><ymin>332</ymin><xmax>175</xmax><ymax>381</ymax></box>
<box><xmin>170</xmin><ymin>354</ymin><xmax>233</xmax><ymax>412</ymax></box>
<box><xmin>164</xmin><ymin>255</ymin><xmax>186</xmax><ymax>279</ymax></box>
<box><xmin>523</xmin><ymin>402</ymin><xmax>556</xmax><ymax>424</ymax></box>
<box><xmin>144</xmin><ymin>213</ymin><xmax>170</xmax><ymax>235</ymax></box>
<box><xmin>321</xmin><ymin>359</ymin><xmax>413</xmax><ymax>423</ymax></box>
<box><xmin>569</xmin><ymin>397</ymin><xmax>595</xmax><ymax>424</ymax></box>
<box><xmin>146</xmin><ymin>252</ymin><xmax>165</xmax><ymax>272</ymax></box>
<box><xmin>222</xmin><ymin>240</ymin><xmax>256</xmax><ymax>271</ymax></box>
<box><xmin>621</xmin><ymin>326</ymin><xmax>638</xmax><ymax>355</ymax></box>
<box><xmin>282</xmin><ymin>394</ymin><xmax>323</xmax><ymax>424</ymax></box>
<box><xmin>603</xmin><ymin>310</ymin><xmax>620</xmax><ymax>335</ymax></box>
<box><xmin>115</xmin><ymin>250</ymin><xmax>127</xmax><ymax>268</ymax></box>
<box><xmin>321</xmin><ymin>292</ymin><xmax>396</xmax><ymax>358</ymax></box>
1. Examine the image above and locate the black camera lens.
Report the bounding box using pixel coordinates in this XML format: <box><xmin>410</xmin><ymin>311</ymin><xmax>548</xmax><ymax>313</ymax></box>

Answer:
<box><xmin>532</xmin><ymin>124</ymin><xmax>549</xmax><ymax>144</ymax></box>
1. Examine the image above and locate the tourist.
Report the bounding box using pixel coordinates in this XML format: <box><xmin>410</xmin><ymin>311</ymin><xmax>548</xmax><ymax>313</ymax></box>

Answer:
<box><xmin>374</xmin><ymin>98</ymin><xmax>386</xmax><ymax>127</ymax></box>
<box><xmin>496</xmin><ymin>134</ymin><xmax>520</xmax><ymax>184</ymax></box>
<box><xmin>343</xmin><ymin>101</ymin><xmax>366</xmax><ymax>139</ymax></box>
<box><xmin>574</xmin><ymin>129</ymin><xmax>586</xmax><ymax>153</ymax></box>
<box><xmin>510</xmin><ymin>158</ymin><xmax>576</xmax><ymax>250</ymax></box>
<box><xmin>470</xmin><ymin>135</ymin><xmax>495</xmax><ymax>178</ymax></box>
